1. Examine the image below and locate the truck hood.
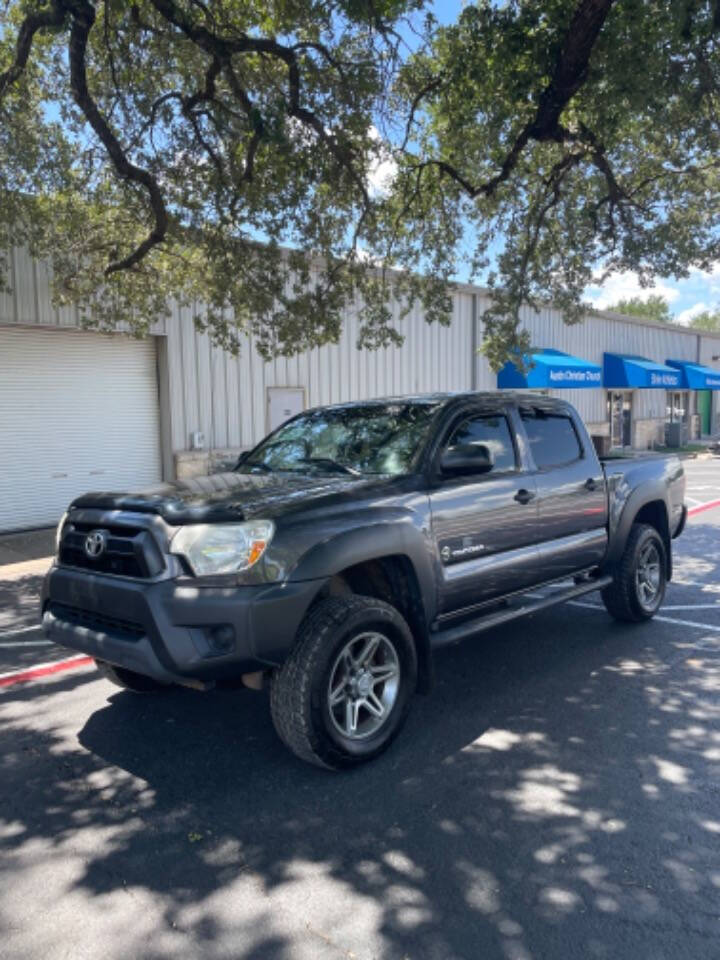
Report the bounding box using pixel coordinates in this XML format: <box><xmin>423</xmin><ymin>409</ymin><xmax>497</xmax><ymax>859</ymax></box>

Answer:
<box><xmin>69</xmin><ymin>470</ymin><xmax>393</xmax><ymax>524</ymax></box>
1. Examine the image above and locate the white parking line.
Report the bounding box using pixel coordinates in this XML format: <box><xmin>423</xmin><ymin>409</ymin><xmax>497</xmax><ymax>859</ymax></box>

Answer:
<box><xmin>662</xmin><ymin>604</ymin><xmax>720</xmax><ymax>611</ymax></box>
<box><xmin>0</xmin><ymin>640</ymin><xmax>52</xmax><ymax>647</ymax></box>
<box><xmin>669</xmin><ymin>579</ymin><xmax>720</xmax><ymax>590</ymax></box>
<box><xmin>569</xmin><ymin>599</ymin><xmax>720</xmax><ymax>632</ymax></box>
<box><xmin>0</xmin><ymin>624</ymin><xmax>42</xmax><ymax>640</ymax></box>
<box><xmin>651</xmin><ymin>615</ymin><xmax>720</xmax><ymax>632</ymax></box>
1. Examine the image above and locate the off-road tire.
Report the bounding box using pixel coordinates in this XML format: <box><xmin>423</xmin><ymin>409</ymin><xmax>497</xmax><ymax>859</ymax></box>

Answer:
<box><xmin>269</xmin><ymin>595</ymin><xmax>417</xmax><ymax>769</ymax></box>
<box><xmin>95</xmin><ymin>660</ymin><xmax>168</xmax><ymax>693</ymax></box>
<box><xmin>601</xmin><ymin>523</ymin><xmax>667</xmax><ymax>623</ymax></box>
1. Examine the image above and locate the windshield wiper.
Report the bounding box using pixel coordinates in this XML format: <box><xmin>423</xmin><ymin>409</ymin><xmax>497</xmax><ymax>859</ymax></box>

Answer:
<box><xmin>298</xmin><ymin>457</ymin><xmax>362</xmax><ymax>477</ymax></box>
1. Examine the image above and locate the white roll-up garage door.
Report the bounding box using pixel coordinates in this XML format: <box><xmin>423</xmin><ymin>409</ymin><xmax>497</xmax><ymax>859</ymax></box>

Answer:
<box><xmin>0</xmin><ymin>327</ymin><xmax>162</xmax><ymax>532</ymax></box>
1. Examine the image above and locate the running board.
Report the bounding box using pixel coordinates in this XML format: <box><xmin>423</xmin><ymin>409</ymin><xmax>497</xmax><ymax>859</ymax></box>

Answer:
<box><xmin>430</xmin><ymin>575</ymin><xmax>613</xmax><ymax>649</ymax></box>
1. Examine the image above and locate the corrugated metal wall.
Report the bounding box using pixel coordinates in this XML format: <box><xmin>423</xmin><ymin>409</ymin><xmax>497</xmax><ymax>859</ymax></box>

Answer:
<box><xmin>164</xmin><ymin>291</ymin><xmax>473</xmax><ymax>452</ymax></box>
<box><xmin>0</xmin><ymin>246</ymin><xmax>166</xmax><ymax>332</ymax></box>
<box><xmin>471</xmin><ymin>296</ymin><xmax>700</xmax><ymax>425</ymax></box>
<box><xmin>1</xmin><ymin>246</ymin><xmax>719</xmax><ymax>459</ymax></box>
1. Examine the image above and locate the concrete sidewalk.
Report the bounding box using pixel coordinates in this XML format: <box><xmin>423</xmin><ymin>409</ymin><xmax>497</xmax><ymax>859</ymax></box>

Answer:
<box><xmin>0</xmin><ymin>527</ymin><xmax>55</xmax><ymax>568</ymax></box>
<box><xmin>0</xmin><ymin>528</ymin><xmax>58</xmax><ymax>674</ymax></box>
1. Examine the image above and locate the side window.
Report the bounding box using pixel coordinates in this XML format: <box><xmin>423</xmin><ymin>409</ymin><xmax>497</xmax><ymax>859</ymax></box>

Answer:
<box><xmin>447</xmin><ymin>414</ymin><xmax>517</xmax><ymax>473</ymax></box>
<box><xmin>521</xmin><ymin>411</ymin><xmax>582</xmax><ymax>468</ymax></box>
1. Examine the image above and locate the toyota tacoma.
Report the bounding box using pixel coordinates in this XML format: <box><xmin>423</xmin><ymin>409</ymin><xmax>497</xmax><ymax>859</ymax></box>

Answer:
<box><xmin>42</xmin><ymin>393</ymin><xmax>686</xmax><ymax>768</ymax></box>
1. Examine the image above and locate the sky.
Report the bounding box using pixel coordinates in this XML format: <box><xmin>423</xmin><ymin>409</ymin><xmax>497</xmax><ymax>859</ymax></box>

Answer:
<box><xmin>584</xmin><ymin>267</ymin><xmax>720</xmax><ymax>324</ymax></box>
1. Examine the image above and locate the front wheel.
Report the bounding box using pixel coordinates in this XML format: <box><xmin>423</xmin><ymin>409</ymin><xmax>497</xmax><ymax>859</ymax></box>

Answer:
<box><xmin>269</xmin><ymin>596</ymin><xmax>417</xmax><ymax>769</ymax></box>
<box><xmin>601</xmin><ymin>523</ymin><xmax>667</xmax><ymax>623</ymax></box>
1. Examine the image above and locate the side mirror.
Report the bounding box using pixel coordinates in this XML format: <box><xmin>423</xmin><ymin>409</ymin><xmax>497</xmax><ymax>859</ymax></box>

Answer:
<box><xmin>235</xmin><ymin>450</ymin><xmax>249</xmax><ymax>467</ymax></box>
<box><xmin>440</xmin><ymin>443</ymin><xmax>494</xmax><ymax>476</ymax></box>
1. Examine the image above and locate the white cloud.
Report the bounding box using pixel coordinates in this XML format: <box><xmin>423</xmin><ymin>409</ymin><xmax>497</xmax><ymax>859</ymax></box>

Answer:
<box><xmin>687</xmin><ymin>263</ymin><xmax>720</xmax><ymax>296</ymax></box>
<box><xmin>676</xmin><ymin>301</ymin><xmax>709</xmax><ymax>326</ymax></box>
<box><xmin>367</xmin><ymin>126</ymin><xmax>397</xmax><ymax>195</ymax></box>
<box><xmin>586</xmin><ymin>271</ymin><xmax>680</xmax><ymax>310</ymax></box>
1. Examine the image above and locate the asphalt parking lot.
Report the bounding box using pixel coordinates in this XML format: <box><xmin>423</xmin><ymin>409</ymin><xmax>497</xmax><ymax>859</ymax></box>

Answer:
<box><xmin>1</xmin><ymin>458</ymin><xmax>719</xmax><ymax>959</ymax></box>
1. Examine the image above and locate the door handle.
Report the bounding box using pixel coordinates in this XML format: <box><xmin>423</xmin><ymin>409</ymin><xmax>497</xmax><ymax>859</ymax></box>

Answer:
<box><xmin>514</xmin><ymin>488</ymin><xmax>535</xmax><ymax>505</ymax></box>
<box><xmin>584</xmin><ymin>478</ymin><xmax>597</xmax><ymax>492</ymax></box>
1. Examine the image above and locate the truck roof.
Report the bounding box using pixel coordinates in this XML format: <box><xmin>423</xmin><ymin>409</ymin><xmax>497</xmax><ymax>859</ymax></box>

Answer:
<box><xmin>303</xmin><ymin>392</ymin><xmax>572</xmax><ymax>414</ymax></box>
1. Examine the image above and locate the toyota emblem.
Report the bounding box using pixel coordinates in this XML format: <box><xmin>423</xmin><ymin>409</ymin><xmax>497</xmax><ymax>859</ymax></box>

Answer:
<box><xmin>84</xmin><ymin>529</ymin><xmax>108</xmax><ymax>559</ymax></box>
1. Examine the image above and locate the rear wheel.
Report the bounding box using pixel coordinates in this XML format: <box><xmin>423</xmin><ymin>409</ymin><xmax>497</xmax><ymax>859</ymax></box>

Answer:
<box><xmin>269</xmin><ymin>596</ymin><xmax>417</xmax><ymax>769</ymax></box>
<box><xmin>601</xmin><ymin>523</ymin><xmax>667</xmax><ymax>622</ymax></box>
<box><xmin>95</xmin><ymin>660</ymin><xmax>167</xmax><ymax>693</ymax></box>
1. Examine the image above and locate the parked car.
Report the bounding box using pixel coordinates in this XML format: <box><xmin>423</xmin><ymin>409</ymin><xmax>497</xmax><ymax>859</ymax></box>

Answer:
<box><xmin>42</xmin><ymin>393</ymin><xmax>686</xmax><ymax>768</ymax></box>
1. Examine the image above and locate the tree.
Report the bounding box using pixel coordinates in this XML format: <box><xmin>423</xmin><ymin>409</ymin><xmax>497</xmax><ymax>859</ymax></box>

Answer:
<box><xmin>602</xmin><ymin>295</ymin><xmax>673</xmax><ymax>324</ymax></box>
<box><xmin>0</xmin><ymin>0</ymin><xmax>445</xmax><ymax>358</ymax></box>
<box><xmin>689</xmin><ymin>309</ymin><xmax>720</xmax><ymax>332</ymax></box>
<box><xmin>381</xmin><ymin>0</ymin><xmax>720</xmax><ymax>367</ymax></box>
<box><xmin>2</xmin><ymin>2</ymin><xmax>720</xmax><ymax>368</ymax></box>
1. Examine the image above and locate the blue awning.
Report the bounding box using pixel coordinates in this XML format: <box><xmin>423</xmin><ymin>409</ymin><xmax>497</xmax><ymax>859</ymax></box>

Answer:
<box><xmin>603</xmin><ymin>353</ymin><xmax>681</xmax><ymax>389</ymax></box>
<box><xmin>497</xmin><ymin>349</ymin><xmax>602</xmax><ymax>389</ymax></box>
<box><xmin>665</xmin><ymin>359</ymin><xmax>720</xmax><ymax>390</ymax></box>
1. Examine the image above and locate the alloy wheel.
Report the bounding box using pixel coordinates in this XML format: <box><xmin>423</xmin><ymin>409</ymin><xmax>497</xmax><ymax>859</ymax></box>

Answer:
<box><xmin>327</xmin><ymin>631</ymin><xmax>400</xmax><ymax>740</ymax></box>
<box><xmin>636</xmin><ymin>541</ymin><xmax>661</xmax><ymax>609</ymax></box>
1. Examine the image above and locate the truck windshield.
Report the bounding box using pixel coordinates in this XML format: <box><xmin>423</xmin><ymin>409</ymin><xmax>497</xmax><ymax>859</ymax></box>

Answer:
<box><xmin>238</xmin><ymin>401</ymin><xmax>442</xmax><ymax>477</ymax></box>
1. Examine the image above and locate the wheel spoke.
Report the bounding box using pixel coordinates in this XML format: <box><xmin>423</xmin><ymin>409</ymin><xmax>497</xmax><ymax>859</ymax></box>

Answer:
<box><xmin>345</xmin><ymin>699</ymin><xmax>359</xmax><ymax>735</ymax></box>
<box><xmin>354</xmin><ymin>634</ymin><xmax>380</xmax><ymax>668</ymax></box>
<box><xmin>329</xmin><ymin>681</ymin><xmax>346</xmax><ymax>706</ymax></box>
<box><xmin>370</xmin><ymin>664</ymin><xmax>398</xmax><ymax>684</ymax></box>
<box><xmin>365</xmin><ymin>692</ymin><xmax>385</xmax><ymax>717</ymax></box>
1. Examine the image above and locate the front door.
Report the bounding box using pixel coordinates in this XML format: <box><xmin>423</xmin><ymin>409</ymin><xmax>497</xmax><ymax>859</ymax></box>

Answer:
<box><xmin>519</xmin><ymin>406</ymin><xmax>608</xmax><ymax>581</ymax></box>
<box><xmin>429</xmin><ymin>407</ymin><xmax>540</xmax><ymax>615</ymax></box>
<box><xmin>698</xmin><ymin>389</ymin><xmax>712</xmax><ymax>435</ymax></box>
<box><xmin>267</xmin><ymin>387</ymin><xmax>305</xmax><ymax>433</ymax></box>
<box><xmin>608</xmin><ymin>391</ymin><xmax>632</xmax><ymax>448</ymax></box>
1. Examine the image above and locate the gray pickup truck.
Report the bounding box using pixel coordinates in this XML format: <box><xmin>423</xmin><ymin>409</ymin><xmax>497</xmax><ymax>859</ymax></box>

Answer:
<box><xmin>42</xmin><ymin>393</ymin><xmax>686</xmax><ymax>768</ymax></box>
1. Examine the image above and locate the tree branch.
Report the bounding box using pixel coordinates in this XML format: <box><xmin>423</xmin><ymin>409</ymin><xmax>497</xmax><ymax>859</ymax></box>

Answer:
<box><xmin>66</xmin><ymin>1</ymin><xmax>168</xmax><ymax>274</ymax></box>
<box><xmin>149</xmin><ymin>0</ymin><xmax>371</xmax><ymax>205</ymax></box>
<box><xmin>0</xmin><ymin>2</ymin><xmax>65</xmax><ymax>102</ymax></box>
<box><xmin>409</xmin><ymin>0</ymin><xmax>617</xmax><ymax>199</ymax></box>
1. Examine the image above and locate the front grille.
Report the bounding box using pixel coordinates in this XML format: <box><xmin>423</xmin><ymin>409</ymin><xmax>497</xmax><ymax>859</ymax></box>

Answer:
<box><xmin>47</xmin><ymin>601</ymin><xmax>145</xmax><ymax>641</ymax></box>
<box><xmin>70</xmin><ymin>520</ymin><xmax>146</xmax><ymax>538</ymax></box>
<box><xmin>59</xmin><ymin>523</ymin><xmax>165</xmax><ymax>579</ymax></box>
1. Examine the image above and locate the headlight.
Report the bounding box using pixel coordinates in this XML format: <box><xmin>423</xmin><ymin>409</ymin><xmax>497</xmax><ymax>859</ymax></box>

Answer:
<box><xmin>170</xmin><ymin>521</ymin><xmax>275</xmax><ymax>576</ymax></box>
<box><xmin>55</xmin><ymin>511</ymin><xmax>69</xmax><ymax>554</ymax></box>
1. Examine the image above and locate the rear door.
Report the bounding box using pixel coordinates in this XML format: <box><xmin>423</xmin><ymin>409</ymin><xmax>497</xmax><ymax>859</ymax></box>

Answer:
<box><xmin>429</xmin><ymin>405</ymin><xmax>540</xmax><ymax>615</ymax></box>
<box><xmin>518</xmin><ymin>405</ymin><xmax>608</xmax><ymax>580</ymax></box>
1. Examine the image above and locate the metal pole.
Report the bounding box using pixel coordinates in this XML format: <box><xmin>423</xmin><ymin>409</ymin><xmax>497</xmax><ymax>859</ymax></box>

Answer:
<box><xmin>471</xmin><ymin>293</ymin><xmax>478</xmax><ymax>391</ymax></box>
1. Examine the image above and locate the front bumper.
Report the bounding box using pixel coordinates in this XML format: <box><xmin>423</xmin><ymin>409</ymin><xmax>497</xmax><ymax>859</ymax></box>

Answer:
<box><xmin>41</xmin><ymin>564</ymin><xmax>324</xmax><ymax>684</ymax></box>
<box><xmin>672</xmin><ymin>504</ymin><xmax>688</xmax><ymax>539</ymax></box>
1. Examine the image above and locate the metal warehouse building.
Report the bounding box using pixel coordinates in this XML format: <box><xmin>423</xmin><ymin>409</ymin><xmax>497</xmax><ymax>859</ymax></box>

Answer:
<box><xmin>1</xmin><ymin>246</ymin><xmax>719</xmax><ymax>532</ymax></box>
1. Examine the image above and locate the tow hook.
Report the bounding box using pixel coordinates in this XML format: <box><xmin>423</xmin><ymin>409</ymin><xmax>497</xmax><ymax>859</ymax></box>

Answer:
<box><xmin>241</xmin><ymin>670</ymin><xmax>266</xmax><ymax>691</ymax></box>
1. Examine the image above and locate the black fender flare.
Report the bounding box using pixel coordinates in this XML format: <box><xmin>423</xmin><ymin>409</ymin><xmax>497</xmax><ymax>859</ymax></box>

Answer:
<box><xmin>291</xmin><ymin>519</ymin><xmax>437</xmax><ymax>691</ymax></box>
<box><xmin>605</xmin><ymin>483</ymin><xmax>672</xmax><ymax>578</ymax></box>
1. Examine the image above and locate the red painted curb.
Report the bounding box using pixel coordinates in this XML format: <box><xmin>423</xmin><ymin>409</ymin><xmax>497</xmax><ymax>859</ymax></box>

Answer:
<box><xmin>688</xmin><ymin>499</ymin><xmax>720</xmax><ymax>518</ymax></box>
<box><xmin>0</xmin><ymin>655</ymin><xmax>93</xmax><ymax>689</ymax></box>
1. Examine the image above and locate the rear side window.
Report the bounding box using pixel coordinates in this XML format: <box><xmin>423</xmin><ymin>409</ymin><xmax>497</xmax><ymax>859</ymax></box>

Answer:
<box><xmin>521</xmin><ymin>411</ymin><xmax>582</xmax><ymax>468</ymax></box>
<box><xmin>447</xmin><ymin>415</ymin><xmax>517</xmax><ymax>472</ymax></box>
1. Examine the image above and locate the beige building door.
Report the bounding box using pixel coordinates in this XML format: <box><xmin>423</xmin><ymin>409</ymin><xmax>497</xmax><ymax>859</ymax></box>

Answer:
<box><xmin>267</xmin><ymin>387</ymin><xmax>305</xmax><ymax>434</ymax></box>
